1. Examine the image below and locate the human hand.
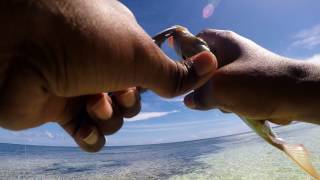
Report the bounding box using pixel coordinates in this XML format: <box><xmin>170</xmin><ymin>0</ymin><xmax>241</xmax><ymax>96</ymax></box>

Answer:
<box><xmin>184</xmin><ymin>29</ymin><xmax>320</xmax><ymax>125</ymax></box>
<box><xmin>0</xmin><ymin>0</ymin><xmax>217</xmax><ymax>152</ymax></box>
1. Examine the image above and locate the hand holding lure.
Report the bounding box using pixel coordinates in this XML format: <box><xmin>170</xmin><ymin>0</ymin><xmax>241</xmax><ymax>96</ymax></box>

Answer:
<box><xmin>152</xmin><ymin>25</ymin><xmax>319</xmax><ymax>179</ymax></box>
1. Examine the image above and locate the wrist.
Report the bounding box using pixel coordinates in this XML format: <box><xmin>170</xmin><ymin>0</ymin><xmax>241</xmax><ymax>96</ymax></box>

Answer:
<box><xmin>279</xmin><ymin>58</ymin><xmax>320</xmax><ymax>124</ymax></box>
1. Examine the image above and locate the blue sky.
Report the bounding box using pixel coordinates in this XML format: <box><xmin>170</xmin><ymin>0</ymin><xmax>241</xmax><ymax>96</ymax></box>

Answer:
<box><xmin>1</xmin><ymin>0</ymin><xmax>319</xmax><ymax>146</ymax></box>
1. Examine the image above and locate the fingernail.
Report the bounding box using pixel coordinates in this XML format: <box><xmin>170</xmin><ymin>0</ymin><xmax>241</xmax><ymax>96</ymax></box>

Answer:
<box><xmin>118</xmin><ymin>90</ymin><xmax>136</xmax><ymax>108</ymax></box>
<box><xmin>192</xmin><ymin>51</ymin><xmax>217</xmax><ymax>76</ymax></box>
<box><xmin>184</xmin><ymin>94</ymin><xmax>196</xmax><ymax>109</ymax></box>
<box><xmin>79</xmin><ymin>126</ymin><xmax>99</xmax><ymax>145</ymax></box>
<box><xmin>91</xmin><ymin>97</ymin><xmax>112</xmax><ymax>120</ymax></box>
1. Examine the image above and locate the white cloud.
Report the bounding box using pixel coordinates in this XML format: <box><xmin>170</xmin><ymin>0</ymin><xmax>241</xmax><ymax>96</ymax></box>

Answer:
<box><xmin>0</xmin><ymin>128</ymin><xmax>74</xmax><ymax>146</ymax></box>
<box><xmin>304</xmin><ymin>53</ymin><xmax>320</xmax><ymax>61</ymax></box>
<box><xmin>291</xmin><ymin>24</ymin><xmax>320</xmax><ymax>49</ymax></box>
<box><xmin>160</xmin><ymin>96</ymin><xmax>184</xmax><ymax>102</ymax></box>
<box><xmin>45</xmin><ymin>131</ymin><xmax>54</xmax><ymax>139</ymax></box>
<box><xmin>125</xmin><ymin>110</ymin><xmax>178</xmax><ymax>122</ymax></box>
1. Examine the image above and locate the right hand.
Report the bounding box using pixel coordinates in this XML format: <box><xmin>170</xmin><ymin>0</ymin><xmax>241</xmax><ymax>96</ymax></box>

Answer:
<box><xmin>184</xmin><ymin>29</ymin><xmax>320</xmax><ymax>125</ymax></box>
<box><xmin>0</xmin><ymin>0</ymin><xmax>217</xmax><ymax>152</ymax></box>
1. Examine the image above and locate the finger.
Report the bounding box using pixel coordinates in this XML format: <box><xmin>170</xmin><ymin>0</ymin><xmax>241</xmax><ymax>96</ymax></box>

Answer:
<box><xmin>184</xmin><ymin>79</ymin><xmax>217</xmax><ymax>110</ymax></box>
<box><xmin>95</xmin><ymin>114</ymin><xmax>124</xmax><ymax>136</ymax></box>
<box><xmin>138</xmin><ymin>47</ymin><xmax>218</xmax><ymax>98</ymax></box>
<box><xmin>73</xmin><ymin>115</ymin><xmax>105</xmax><ymax>152</ymax></box>
<box><xmin>86</xmin><ymin>93</ymin><xmax>124</xmax><ymax>135</ymax></box>
<box><xmin>59</xmin><ymin>100</ymin><xmax>106</xmax><ymax>152</ymax></box>
<box><xmin>86</xmin><ymin>93</ymin><xmax>113</xmax><ymax>120</ymax></box>
<box><xmin>269</xmin><ymin>119</ymin><xmax>292</xmax><ymax>125</ymax></box>
<box><xmin>112</xmin><ymin>87</ymin><xmax>141</xmax><ymax>118</ymax></box>
<box><xmin>219</xmin><ymin>108</ymin><xmax>232</xmax><ymax>113</ymax></box>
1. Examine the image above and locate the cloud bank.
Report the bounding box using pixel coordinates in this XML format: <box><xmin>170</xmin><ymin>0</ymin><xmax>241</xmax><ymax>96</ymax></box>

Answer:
<box><xmin>125</xmin><ymin>110</ymin><xmax>179</xmax><ymax>122</ymax></box>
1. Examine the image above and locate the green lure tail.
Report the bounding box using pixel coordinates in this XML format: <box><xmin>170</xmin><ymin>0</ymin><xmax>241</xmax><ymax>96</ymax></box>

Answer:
<box><xmin>240</xmin><ymin>117</ymin><xmax>319</xmax><ymax>179</ymax></box>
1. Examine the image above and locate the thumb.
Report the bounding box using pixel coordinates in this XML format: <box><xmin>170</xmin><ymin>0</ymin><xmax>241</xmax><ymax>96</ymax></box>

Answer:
<box><xmin>138</xmin><ymin>48</ymin><xmax>218</xmax><ymax>98</ymax></box>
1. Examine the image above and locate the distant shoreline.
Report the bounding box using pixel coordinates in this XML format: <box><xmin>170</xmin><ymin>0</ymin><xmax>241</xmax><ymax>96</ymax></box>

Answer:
<box><xmin>0</xmin><ymin>122</ymin><xmax>304</xmax><ymax>149</ymax></box>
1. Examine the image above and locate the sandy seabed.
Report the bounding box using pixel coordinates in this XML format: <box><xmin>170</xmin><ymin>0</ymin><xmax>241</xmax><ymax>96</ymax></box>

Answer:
<box><xmin>0</xmin><ymin>123</ymin><xmax>319</xmax><ymax>180</ymax></box>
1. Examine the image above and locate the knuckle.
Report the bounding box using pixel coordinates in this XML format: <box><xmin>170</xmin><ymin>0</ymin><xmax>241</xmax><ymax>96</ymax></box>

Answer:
<box><xmin>102</xmin><ymin>118</ymin><xmax>124</xmax><ymax>135</ymax></box>
<box><xmin>198</xmin><ymin>29</ymin><xmax>236</xmax><ymax>40</ymax></box>
<box><xmin>197</xmin><ymin>28</ymin><xmax>219</xmax><ymax>41</ymax></box>
<box><xmin>219</xmin><ymin>30</ymin><xmax>236</xmax><ymax>39</ymax></box>
<box><xmin>197</xmin><ymin>28</ymin><xmax>213</xmax><ymax>37</ymax></box>
<box><xmin>154</xmin><ymin>61</ymin><xmax>188</xmax><ymax>99</ymax></box>
<box><xmin>224</xmin><ymin>30</ymin><xmax>235</xmax><ymax>35</ymax></box>
<box><xmin>169</xmin><ymin>61</ymin><xmax>190</xmax><ymax>98</ymax></box>
<box><xmin>199</xmin><ymin>28</ymin><xmax>217</xmax><ymax>35</ymax></box>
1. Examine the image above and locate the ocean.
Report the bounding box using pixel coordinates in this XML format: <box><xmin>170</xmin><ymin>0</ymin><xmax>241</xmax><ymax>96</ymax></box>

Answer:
<box><xmin>0</xmin><ymin>123</ymin><xmax>319</xmax><ymax>180</ymax></box>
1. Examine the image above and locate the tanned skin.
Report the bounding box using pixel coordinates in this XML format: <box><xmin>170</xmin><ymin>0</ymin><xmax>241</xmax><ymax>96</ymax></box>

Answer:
<box><xmin>0</xmin><ymin>0</ymin><xmax>217</xmax><ymax>152</ymax></box>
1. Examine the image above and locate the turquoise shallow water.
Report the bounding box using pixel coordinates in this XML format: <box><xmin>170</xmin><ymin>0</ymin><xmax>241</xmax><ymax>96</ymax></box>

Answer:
<box><xmin>0</xmin><ymin>123</ymin><xmax>319</xmax><ymax>179</ymax></box>
<box><xmin>170</xmin><ymin>123</ymin><xmax>320</xmax><ymax>180</ymax></box>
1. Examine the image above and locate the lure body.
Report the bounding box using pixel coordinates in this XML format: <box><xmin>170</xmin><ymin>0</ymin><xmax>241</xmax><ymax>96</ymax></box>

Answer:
<box><xmin>153</xmin><ymin>25</ymin><xmax>319</xmax><ymax>179</ymax></box>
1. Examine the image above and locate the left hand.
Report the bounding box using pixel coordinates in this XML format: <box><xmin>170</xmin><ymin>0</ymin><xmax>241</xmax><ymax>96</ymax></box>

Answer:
<box><xmin>184</xmin><ymin>29</ymin><xmax>320</xmax><ymax>125</ymax></box>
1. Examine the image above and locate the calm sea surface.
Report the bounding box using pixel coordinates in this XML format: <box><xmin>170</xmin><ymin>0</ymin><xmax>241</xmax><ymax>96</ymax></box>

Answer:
<box><xmin>0</xmin><ymin>123</ymin><xmax>319</xmax><ymax>180</ymax></box>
